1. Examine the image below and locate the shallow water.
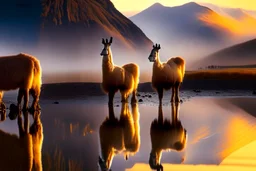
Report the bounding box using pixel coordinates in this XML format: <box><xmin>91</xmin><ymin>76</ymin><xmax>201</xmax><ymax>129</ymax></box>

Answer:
<box><xmin>0</xmin><ymin>96</ymin><xmax>256</xmax><ymax>171</ymax></box>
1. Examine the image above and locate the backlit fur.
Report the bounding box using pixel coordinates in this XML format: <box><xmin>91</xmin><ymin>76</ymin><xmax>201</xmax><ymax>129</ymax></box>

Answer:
<box><xmin>0</xmin><ymin>110</ymin><xmax>43</xmax><ymax>171</ymax></box>
<box><xmin>101</xmin><ymin>37</ymin><xmax>140</xmax><ymax>104</ymax></box>
<box><xmin>149</xmin><ymin>103</ymin><xmax>187</xmax><ymax>170</ymax></box>
<box><xmin>0</xmin><ymin>53</ymin><xmax>42</xmax><ymax>111</ymax></box>
<box><xmin>98</xmin><ymin>103</ymin><xmax>140</xmax><ymax>171</ymax></box>
<box><xmin>148</xmin><ymin>44</ymin><xmax>185</xmax><ymax>104</ymax></box>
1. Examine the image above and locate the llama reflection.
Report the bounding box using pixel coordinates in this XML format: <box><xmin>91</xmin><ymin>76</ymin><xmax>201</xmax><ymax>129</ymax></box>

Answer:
<box><xmin>0</xmin><ymin>108</ymin><xmax>43</xmax><ymax>171</ymax></box>
<box><xmin>98</xmin><ymin>103</ymin><xmax>140</xmax><ymax>171</ymax></box>
<box><xmin>149</xmin><ymin>103</ymin><xmax>187</xmax><ymax>171</ymax></box>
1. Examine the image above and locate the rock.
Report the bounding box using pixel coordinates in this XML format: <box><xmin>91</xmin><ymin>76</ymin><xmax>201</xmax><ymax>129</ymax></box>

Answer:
<box><xmin>148</xmin><ymin>95</ymin><xmax>152</xmax><ymax>98</ymax></box>
<box><xmin>215</xmin><ymin>91</ymin><xmax>221</xmax><ymax>94</ymax></box>
<box><xmin>253</xmin><ymin>90</ymin><xmax>256</xmax><ymax>95</ymax></box>
<box><xmin>53</xmin><ymin>101</ymin><xmax>59</xmax><ymax>104</ymax></box>
<box><xmin>115</xmin><ymin>105</ymin><xmax>119</xmax><ymax>107</ymax></box>
<box><xmin>180</xmin><ymin>99</ymin><xmax>183</xmax><ymax>103</ymax></box>
<box><xmin>137</xmin><ymin>93</ymin><xmax>141</xmax><ymax>97</ymax></box>
<box><xmin>138</xmin><ymin>99</ymin><xmax>143</xmax><ymax>102</ymax></box>
<box><xmin>193</xmin><ymin>89</ymin><xmax>201</xmax><ymax>93</ymax></box>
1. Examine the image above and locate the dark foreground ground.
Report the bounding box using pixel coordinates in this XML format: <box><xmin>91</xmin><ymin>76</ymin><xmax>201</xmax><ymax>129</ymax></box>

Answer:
<box><xmin>40</xmin><ymin>79</ymin><xmax>256</xmax><ymax>100</ymax></box>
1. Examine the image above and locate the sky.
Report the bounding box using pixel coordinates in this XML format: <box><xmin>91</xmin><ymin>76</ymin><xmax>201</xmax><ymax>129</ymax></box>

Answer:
<box><xmin>111</xmin><ymin>0</ymin><xmax>256</xmax><ymax>17</ymax></box>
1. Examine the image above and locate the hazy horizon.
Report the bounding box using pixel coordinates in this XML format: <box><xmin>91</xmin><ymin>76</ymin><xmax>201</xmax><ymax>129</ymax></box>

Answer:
<box><xmin>112</xmin><ymin>0</ymin><xmax>256</xmax><ymax>17</ymax></box>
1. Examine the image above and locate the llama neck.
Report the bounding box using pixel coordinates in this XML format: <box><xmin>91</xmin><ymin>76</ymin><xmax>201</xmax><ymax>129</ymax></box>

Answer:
<box><xmin>102</xmin><ymin>53</ymin><xmax>114</xmax><ymax>74</ymax></box>
<box><xmin>154</xmin><ymin>52</ymin><xmax>162</xmax><ymax>68</ymax></box>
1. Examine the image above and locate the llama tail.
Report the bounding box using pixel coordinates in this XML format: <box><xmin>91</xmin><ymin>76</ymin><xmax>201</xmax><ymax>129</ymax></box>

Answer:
<box><xmin>174</xmin><ymin>57</ymin><xmax>185</xmax><ymax>82</ymax></box>
<box><xmin>123</xmin><ymin>64</ymin><xmax>140</xmax><ymax>91</ymax></box>
<box><xmin>32</xmin><ymin>58</ymin><xmax>42</xmax><ymax>96</ymax></box>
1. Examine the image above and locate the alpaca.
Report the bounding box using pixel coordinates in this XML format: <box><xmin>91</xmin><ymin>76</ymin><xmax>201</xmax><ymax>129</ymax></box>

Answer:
<box><xmin>0</xmin><ymin>109</ymin><xmax>43</xmax><ymax>171</ymax></box>
<box><xmin>0</xmin><ymin>53</ymin><xmax>42</xmax><ymax>112</ymax></box>
<box><xmin>149</xmin><ymin>102</ymin><xmax>187</xmax><ymax>171</ymax></box>
<box><xmin>98</xmin><ymin>102</ymin><xmax>140</xmax><ymax>171</ymax></box>
<box><xmin>148</xmin><ymin>44</ymin><xmax>185</xmax><ymax>104</ymax></box>
<box><xmin>101</xmin><ymin>37</ymin><xmax>140</xmax><ymax>104</ymax></box>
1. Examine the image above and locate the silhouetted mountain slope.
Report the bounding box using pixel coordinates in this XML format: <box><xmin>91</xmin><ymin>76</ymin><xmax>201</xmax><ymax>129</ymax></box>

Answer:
<box><xmin>196</xmin><ymin>38</ymin><xmax>256</xmax><ymax>67</ymax></box>
<box><xmin>40</xmin><ymin>0</ymin><xmax>152</xmax><ymax>51</ymax></box>
<box><xmin>0</xmin><ymin>0</ymin><xmax>152</xmax><ymax>82</ymax></box>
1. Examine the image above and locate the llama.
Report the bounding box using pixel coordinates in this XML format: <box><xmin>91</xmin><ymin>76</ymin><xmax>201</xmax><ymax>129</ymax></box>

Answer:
<box><xmin>148</xmin><ymin>44</ymin><xmax>185</xmax><ymax>104</ymax></box>
<box><xmin>149</xmin><ymin>102</ymin><xmax>187</xmax><ymax>171</ymax></box>
<box><xmin>0</xmin><ymin>53</ymin><xmax>42</xmax><ymax>112</ymax></box>
<box><xmin>0</xmin><ymin>109</ymin><xmax>43</xmax><ymax>171</ymax></box>
<box><xmin>101</xmin><ymin>37</ymin><xmax>140</xmax><ymax>104</ymax></box>
<box><xmin>98</xmin><ymin>102</ymin><xmax>140</xmax><ymax>171</ymax></box>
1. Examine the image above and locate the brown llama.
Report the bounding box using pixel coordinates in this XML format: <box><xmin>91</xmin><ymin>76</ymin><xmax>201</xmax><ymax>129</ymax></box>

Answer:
<box><xmin>101</xmin><ymin>37</ymin><xmax>140</xmax><ymax>105</ymax></box>
<box><xmin>0</xmin><ymin>53</ymin><xmax>42</xmax><ymax>112</ymax></box>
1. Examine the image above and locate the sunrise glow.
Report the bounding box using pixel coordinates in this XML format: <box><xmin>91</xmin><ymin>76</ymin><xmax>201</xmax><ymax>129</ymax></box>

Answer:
<box><xmin>198</xmin><ymin>10</ymin><xmax>256</xmax><ymax>36</ymax></box>
<box><xmin>111</xmin><ymin>0</ymin><xmax>256</xmax><ymax>16</ymax></box>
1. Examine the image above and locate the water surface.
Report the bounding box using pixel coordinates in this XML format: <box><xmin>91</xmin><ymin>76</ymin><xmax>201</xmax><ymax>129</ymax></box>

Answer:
<box><xmin>0</xmin><ymin>96</ymin><xmax>256</xmax><ymax>171</ymax></box>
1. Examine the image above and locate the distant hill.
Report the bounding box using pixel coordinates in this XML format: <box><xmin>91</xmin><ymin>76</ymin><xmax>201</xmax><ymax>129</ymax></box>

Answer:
<box><xmin>130</xmin><ymin>2</ymin><xmax>256</xmax><ymax>65</ymax></box>
<box><xmin>194</xmin><ymin>38</ymin><xmax>256</xmax><ymax>68</ymax></box>
<box><xmin>0</xmin><ymin>0</ymin><xmax>152</xmax><ymax>82</ymax></box>
<box><xmin>130</xmin><ymin>2</ymin><xmax>237</xmax><ymax>60</ymax></box>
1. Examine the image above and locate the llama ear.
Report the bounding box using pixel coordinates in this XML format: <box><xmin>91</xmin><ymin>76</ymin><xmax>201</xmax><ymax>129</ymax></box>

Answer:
<box><xmin>158</xmin><ymin>44</ymin><xmax>161</xmax><ymax>49</ymax></box>
<box><xmin>102</xmin><ymin>38</ymin><xmax>105</xmax><ymax>45</ymax></box>
<box><xmin>109</xmin><ymin>37</ymin><xmax>113</xmax><ymax>44</ymax></box>
<box><xmin>106</xmin><ymin>38</ymin><xmax>109</xmax><ymax>44</ymax></box>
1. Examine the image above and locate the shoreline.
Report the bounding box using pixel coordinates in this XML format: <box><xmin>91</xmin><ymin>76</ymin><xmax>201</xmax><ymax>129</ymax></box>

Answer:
<box><xmin>39</xmin><ymin>80</ymin><xmax>256</xmax><ymax>99</ymax></box>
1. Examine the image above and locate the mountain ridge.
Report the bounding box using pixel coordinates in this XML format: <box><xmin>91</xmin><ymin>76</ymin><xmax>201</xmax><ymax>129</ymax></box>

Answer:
<box><xmin>194</xmin><ymin>38</ymin><xmax>256</xmax><ymax>68</ymax></box>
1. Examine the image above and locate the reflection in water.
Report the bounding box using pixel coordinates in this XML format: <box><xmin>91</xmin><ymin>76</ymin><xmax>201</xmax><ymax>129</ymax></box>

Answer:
<box><xmin>98</xmin><ymin>103</ymin><xmax>140</xmax><ymax>171</ymax></box>
<box><xmin>149</xmin><ymin>103</ymin><xmax>187</xmax><ymax>171</ymax></box>
<box><xmin>0</xmin><ymin>107</ymin><xmax>43</xmax><ymax>171</ymax></box>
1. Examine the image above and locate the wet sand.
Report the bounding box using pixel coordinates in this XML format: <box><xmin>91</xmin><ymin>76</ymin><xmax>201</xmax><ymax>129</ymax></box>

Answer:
<box><xmin>1</xmin><ymin>91</ymin><xmax>256</xmax><ymax>171</ymax></box>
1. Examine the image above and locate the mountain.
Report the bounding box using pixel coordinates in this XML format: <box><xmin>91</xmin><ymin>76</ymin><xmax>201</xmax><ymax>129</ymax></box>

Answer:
<box><xmin>130</xmin><ymin>2</ymin><xmax>256</xmax><ymax>65</ymax></box>
<box><xmin>194</xmin><ymin>38</ymin><xmax>256</xmax><ymax>68</ymax></box>
<box><xmin>130</xmin><ymin>2</ymin><xmax>235</xmax><ymax>61</ymax></box>
<box><xmin>0</xmin><ymin>0</ymin><xmax>152</xmax><ymax>82</ymax></box>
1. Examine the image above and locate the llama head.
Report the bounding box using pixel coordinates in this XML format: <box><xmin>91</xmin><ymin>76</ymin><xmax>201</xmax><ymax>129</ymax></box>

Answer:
<box><xmin>148</xmin><ymin>43</ymin><xmax>161</xmax><ymax>62</ymax></box>
<box><xmin>101</xmin><ymin>37</ymin><xmax>113</xmax><ymax>56</ymax></box>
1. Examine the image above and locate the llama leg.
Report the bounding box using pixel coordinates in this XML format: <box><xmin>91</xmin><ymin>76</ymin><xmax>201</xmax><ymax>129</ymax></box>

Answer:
<box><xmin>108</xmin><ymin>91</ymin><xmax>115</xmax><ymax>105</ymax></box>
<box><xmin>157</xmin><ymin>88</ymin><xmax>163</xmax><ymax>105</ymax></box>
<box><xmin>131</xmin><ymin>89</ymin><xmax>137</xmax><ymax>104</ymax></box>
<box><xmin>30</xmin><ymin>88</ymin><xmax>41</xmax><ymax>113</ymax></box>
<box><xmin>171</xmin><ymin>87</ymin><xmax>175</xmax><ymax>103</ymax></box>
<box><xmin>22</xmin><ymin>89</ymin><xmax>29</xmax><ymax>112</ymax></box>
<box><xmin>121</xmin><ymin>91</ymin><xmax>128</xmax><ymax>103</ymax></box>
<box><xmin>175</xmin><ymin>82</ymin><xmax>181</xmax><ymax>103</ymax></box>
<box><xmin>0</xmin><ymin>91</ymin><xmax>5</xmax><ymax>111</ymax></box>
<box><xmin>17</xmin><ymin>89</ymin><xmax>25</xmax><ymax>111</ymax></box>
